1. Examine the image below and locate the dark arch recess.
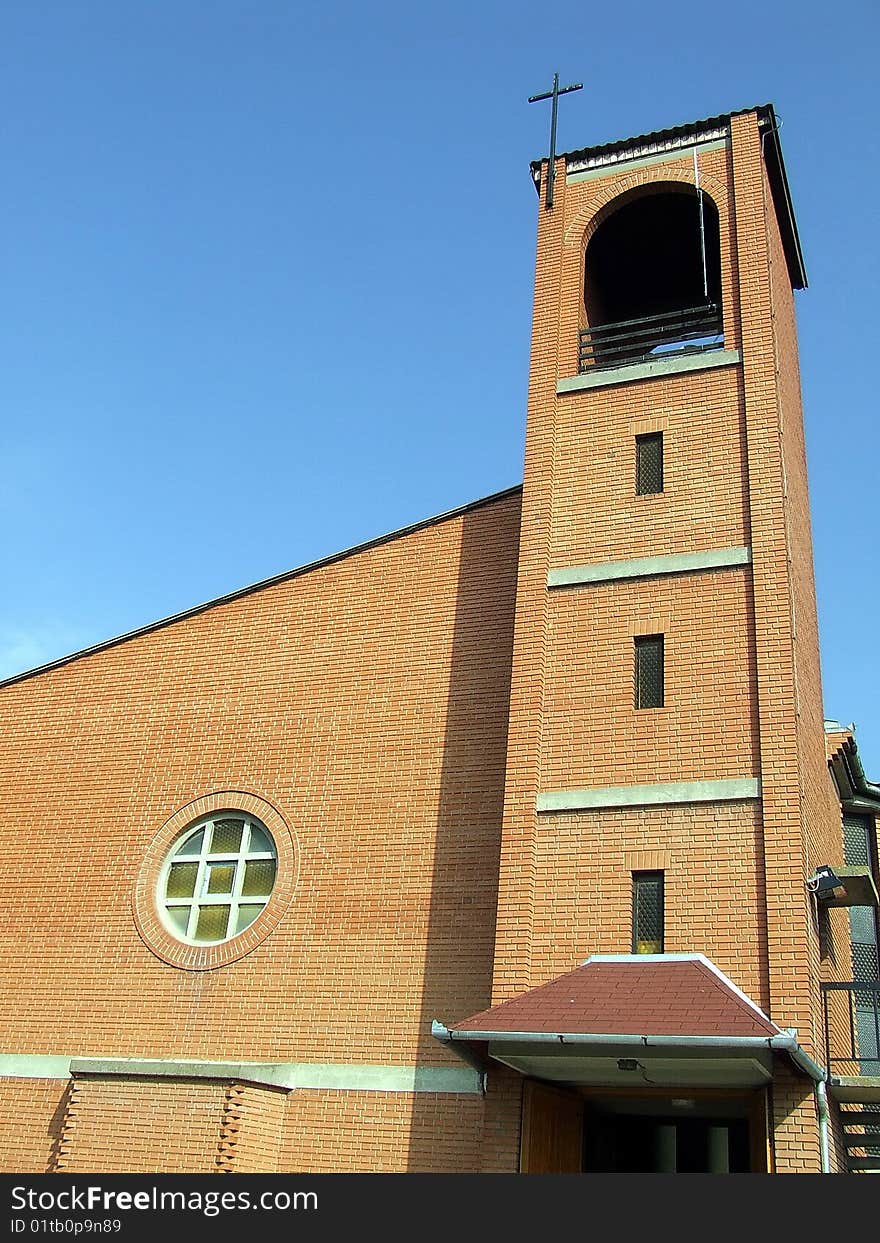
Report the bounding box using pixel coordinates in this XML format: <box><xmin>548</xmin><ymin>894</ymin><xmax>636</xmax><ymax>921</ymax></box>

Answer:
<box><xmin>583</xmin><ymin>184</ymin><xmax>722</xmax><ymax>358</ymax></box>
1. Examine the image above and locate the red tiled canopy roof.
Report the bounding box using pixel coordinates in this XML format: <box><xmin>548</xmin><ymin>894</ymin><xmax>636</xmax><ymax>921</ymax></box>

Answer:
<box><xmin>452</xmin><ymin>955</ymin><xmax>779</xmax><ymax>1039</ymax></box>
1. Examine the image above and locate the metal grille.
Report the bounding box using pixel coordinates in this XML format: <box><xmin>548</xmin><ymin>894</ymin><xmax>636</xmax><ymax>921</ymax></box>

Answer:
<box><xmin>633</xmin><ymin>872</ymin><xmax>664</xmax><ymax>954</ymax></box>
<box><xmin>853</xmin><ymin>942</ymin><xmax>880</xmax><ymax>982</ymax></box>
<box><xmin>844</xmin><ymin>813</ymin><xmax>871</xmax><ymax>867</ymax></box>
<box><xmin>636</xmin><ymin>433</ymin><xmax>663</xmax><ymax>495</ymax></box>
<box><xmin>852</xmin><ymin>942</ymin><xmax>880</xmax><ymax>1068</ymax></box>
<box><xmin>844</xmin><ymin>810</ymin><xmax>880</xmax><ymax>1064</ymax></box>
<box><xmin>635</xmin><ymin>635</ymin><xmax>664</xmax><ymax>709</ymax></box>
<box><xmin>850</xmin><ymin>906</ymin><xmax>877</xmax><ymax>947</ymax></box>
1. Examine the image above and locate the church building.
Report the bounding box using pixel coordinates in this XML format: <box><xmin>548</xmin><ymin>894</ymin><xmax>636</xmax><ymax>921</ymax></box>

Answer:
<box><xmin>1</xmin><ymin>102</ymin><xmax>878</xmax><ymax>1175</ymax></box>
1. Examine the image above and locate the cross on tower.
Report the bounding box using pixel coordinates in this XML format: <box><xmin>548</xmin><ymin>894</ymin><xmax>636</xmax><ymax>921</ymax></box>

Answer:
<box><xmin>528</xmin><ymin>73</ymin><xmax>583</xmax><ymax>210</ymax></box>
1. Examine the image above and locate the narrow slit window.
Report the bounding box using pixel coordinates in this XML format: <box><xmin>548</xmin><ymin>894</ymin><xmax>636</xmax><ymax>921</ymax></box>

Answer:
<box><xmin>633</xmin><ymin>872</ymin><xmax>664</xmax><ymax>954</ymax></box>
<box><xmin>636</xmin><ymin>432</ymin><xmax>663</xmax><ymax>495</ymax></box>
<box><xmin>635</xmin><ymin>634</ymin><xmax>664</xmax><ymax>709</ymax></box>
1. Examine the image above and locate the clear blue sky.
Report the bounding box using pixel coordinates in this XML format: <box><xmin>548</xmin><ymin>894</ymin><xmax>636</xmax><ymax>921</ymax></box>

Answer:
<box><xmin>2</xmin><ymin>1</ymin><xmax>878</xmax><ymax>765</ymax></box>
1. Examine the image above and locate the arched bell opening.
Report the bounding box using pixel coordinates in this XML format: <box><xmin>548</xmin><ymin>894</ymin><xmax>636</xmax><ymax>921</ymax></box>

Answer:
<box><xmin>581</xmin><ymin>185</ymin><xmax>723</xmax><ymax>370</ymax></box>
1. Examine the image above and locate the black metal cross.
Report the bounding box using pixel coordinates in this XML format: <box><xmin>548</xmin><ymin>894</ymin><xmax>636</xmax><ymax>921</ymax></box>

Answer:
<box><xmin>528</xmin><ymin>73</ymin><xmax>583</xmax><ymax>210</ymax></box>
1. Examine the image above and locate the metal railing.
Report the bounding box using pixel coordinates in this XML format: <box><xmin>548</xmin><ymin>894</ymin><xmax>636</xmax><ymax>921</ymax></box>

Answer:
<box><xmin>578</xmin><ymin>303</ymin><xmax>723</xmax><ymax>373</ymax></box>
<box><xmin>821</xmin><ymin>980</ymin><xmax>880</xmax><ymax>1075</ymax></box>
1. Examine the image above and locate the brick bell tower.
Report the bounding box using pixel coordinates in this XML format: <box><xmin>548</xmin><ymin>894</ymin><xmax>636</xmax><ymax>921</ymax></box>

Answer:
<box><xmin>482</xmin><ymin>104</ymin><xmax>848</xmax><ymax>1170</ymax></box>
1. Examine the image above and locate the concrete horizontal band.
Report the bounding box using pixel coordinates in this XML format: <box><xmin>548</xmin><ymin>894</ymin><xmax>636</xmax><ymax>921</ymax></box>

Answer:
<box><xmin>0</xmin><ymin>1054</ymin><xmax>482</xmax><ymax>1095</ymax></box>
<box><xmin>0</xmin><ymin>1055</ymin><xmax>72</xmax><ymax>1080</ymax></box>
<box><xmin>537</xmin><ymin>778</ymin><xmax>761</xmax><ymax>812</ymax></box>
<box><xmin>548</xmin><ymin>545</ymin><xmax>751</xmax><ymax>588</ymax></box>
<box><xmin>557</xmin><ymin>348</ymin><xmax>741</xmax><ymax>393</ymax></box>
<box><xmin>567</xmin><ymin>137</ymin><xmax>728</xmax><ymax>184</ymax></box>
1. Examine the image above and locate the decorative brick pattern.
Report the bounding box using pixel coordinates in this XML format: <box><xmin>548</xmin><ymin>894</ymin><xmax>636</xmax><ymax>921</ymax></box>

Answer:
<box><xmin>216</xmin><ymin>1082</ymin><xmax>287</xmax><ymax>1173</ymax></box>
<box><xmin>52</xmin><ymin>1077</ymin><xmax>227</xmax><ymax>1173</ymax></box>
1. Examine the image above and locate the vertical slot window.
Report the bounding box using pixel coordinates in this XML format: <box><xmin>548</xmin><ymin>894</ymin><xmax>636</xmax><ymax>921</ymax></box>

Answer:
<box><xmin>635</xmin><ymin>635</ymin><xmax>664</xmax><ymax>709</ymax></box>
<box><xmin>633</xmin><ymin>872</ymin><xmax>664</xmax><ymax>954</ymax></box>
<box><xmin>636</xmin><ymin>432</ymin><xmax>664</xmax><ymax>495</ymax></box>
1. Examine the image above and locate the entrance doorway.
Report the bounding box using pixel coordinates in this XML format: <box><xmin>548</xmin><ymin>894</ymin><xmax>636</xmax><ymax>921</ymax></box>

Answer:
<box><xmin>520</xmin><ymin>1081</ymin><xmax>769</xmax><ymax>1173</ymax></box>
<box><xmin>582</xmin><ymin>1110</ymin><xmax>749</xmax><ymax>1172</ymax></box>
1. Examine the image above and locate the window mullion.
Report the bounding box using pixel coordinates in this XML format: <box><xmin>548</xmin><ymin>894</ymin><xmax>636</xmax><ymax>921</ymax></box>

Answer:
<box><xmin>188</xmin><ymin>828</ymin><xmax>212</xmax><ymax>941</ymax></box>
<box><xmin>230</xmin><ymin>826</ymin><xmax>249</xmax><ymax>933</ymax></box>
<box><xmin>160</xmin><ymin>813</ymin><xmax>277</xmax><ymax>946</ymax></box>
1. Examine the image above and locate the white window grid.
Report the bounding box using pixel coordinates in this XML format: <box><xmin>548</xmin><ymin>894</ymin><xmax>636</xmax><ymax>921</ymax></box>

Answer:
<box><xmin>157</xmin><ymin>814</ymin><xmax>277</xmax><ymax>946</ymax></box>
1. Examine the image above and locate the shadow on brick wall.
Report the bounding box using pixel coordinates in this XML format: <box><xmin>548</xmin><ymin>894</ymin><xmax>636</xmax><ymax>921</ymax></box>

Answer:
<box><xmin>404</xmin><ymin>498</ymin><xmax>520</xmax><ymax>1172</ymax></box>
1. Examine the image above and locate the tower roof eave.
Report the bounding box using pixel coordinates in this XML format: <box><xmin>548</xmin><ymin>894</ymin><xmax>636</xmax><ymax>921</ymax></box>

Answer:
<box><xmin>530</xmin><ymin>103</ymin><xmax>807</xmax><ymax>291</ymax></box>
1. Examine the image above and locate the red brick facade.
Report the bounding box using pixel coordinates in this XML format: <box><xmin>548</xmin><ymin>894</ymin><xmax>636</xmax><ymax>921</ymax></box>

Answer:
<box><xmin>0</xmin><ymin>105</ymin><xmax>872</xmax><ymax>1175</ymax></box>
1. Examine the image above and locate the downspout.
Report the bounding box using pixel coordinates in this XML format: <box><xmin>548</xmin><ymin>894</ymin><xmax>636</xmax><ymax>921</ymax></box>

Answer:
<box><xmin>431</xmin><ymin>1021</ymin><xmax>489</xmax><ymax>1092</ymax></box>
<box><xmin>776</xmin><ymin>1030</ymin><xmax>831</xmax><ymax>1171</ymax></box>
<box><xmin>815</xmin><ymin>1079</ymin><xmax>831</xmax><ymax>1174</ymax></box>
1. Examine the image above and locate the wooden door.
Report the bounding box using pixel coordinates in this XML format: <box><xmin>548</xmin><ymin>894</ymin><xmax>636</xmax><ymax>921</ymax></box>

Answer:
<box><xmin>520</xmin><ymin>1079</ymin><xmax>584</xmax><ymax>1173</ymax></box>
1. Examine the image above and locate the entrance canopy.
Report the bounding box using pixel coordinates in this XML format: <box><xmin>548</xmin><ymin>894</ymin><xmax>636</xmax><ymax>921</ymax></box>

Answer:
<box><xmin>434</xmin><ymin>955</ymin><xmax>823</xmax><ymax>1089</ymax></box>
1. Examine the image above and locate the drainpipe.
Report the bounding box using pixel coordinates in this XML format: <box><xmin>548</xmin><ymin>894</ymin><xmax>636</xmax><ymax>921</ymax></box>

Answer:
<box><xmin>815</xmin><ymin>1079</ymin><xmax>831</xmax><ymax>1174</ymax></box>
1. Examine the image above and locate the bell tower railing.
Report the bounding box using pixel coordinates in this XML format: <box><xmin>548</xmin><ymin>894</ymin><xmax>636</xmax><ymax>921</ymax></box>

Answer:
<box><xmin>578</xmin><ymin>303</ymin><xmax>723</xmax><ymax>372</ymax></box>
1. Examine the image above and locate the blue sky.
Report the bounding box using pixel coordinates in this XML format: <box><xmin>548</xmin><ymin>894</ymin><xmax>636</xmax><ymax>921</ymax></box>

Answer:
<box><xmin>2</xmin><ymin>1</ymin><xmax>878</xmax><ymax>765</ymax></box>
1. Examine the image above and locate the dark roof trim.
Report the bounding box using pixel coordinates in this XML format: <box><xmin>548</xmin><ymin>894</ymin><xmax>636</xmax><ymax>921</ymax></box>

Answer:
<box><xmin>531</xmin><ymin>103</ymin><xmax>807</xmax><ymax>290</ymax></box>
<box><xmin>0</xmin><ymin>483</ymin><xmax>523</xmax><ymax>691</ymax></box>
<box><xmin>759</xmin><ymin>105</ymin><xmax>808</xmax><ymax>290</ymax></box>
<box><xmin>530</xmin><ymin>106</ymin><xmax>747</xmax><ymax>173</ymax></box>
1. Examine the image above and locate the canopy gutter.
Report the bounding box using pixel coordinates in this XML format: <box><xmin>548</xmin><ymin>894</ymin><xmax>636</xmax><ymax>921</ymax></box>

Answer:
<box><xmin>433</xmin><ymin>1022</ymin><xmax>824</xmax><ymax>1082</ymax></box>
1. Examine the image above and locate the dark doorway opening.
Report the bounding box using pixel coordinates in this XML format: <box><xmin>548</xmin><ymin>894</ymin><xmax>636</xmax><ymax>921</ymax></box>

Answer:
<box><xmin>583</xmin><ymin>1110</ymin><xmax>750</xmax><ymax>1173</ymax></box>
<box><xmin>519</xmin><ymin>1081</ymin><xmax>766</xmax><ymax>1173</ymax></box>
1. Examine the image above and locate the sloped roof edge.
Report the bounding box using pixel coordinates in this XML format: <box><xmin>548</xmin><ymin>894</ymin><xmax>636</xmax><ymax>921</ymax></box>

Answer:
<box><xmin>582</xmin><ymin>953</ymin><xmax>774</xmax><ymax>1023</ymax></box>
<box><xmin>435</xmin><ymin>953</ymin><xmax>825</xmax><ymax>1081</ymax></box>
<box><xmin>0</xmin><ymin>483</ymin><xmax>523</xmax><ymax>691</ymax></box>
<box><xmin>448</xmin><ymin>954</ymin><xmax>779</xmax><ymax>1039</ymax></box>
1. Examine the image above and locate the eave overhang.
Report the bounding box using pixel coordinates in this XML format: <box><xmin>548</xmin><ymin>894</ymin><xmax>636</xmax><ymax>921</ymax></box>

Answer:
<box><xmin>530</xmin><ymin>103</ymin><xmax>807</xmax><ymax>291</ymax></box>
<box><xmin>433</xmin><ymin>1021</ymin><xmax>822</xmax><ymax>1087</ymax></box>
<box><xmin>434</xmin><ymin>955</ymin><xmax>824</xmax><ymax>1088</ymax></box>
<box><xmin>827</xmin><ymin>730</ymin><xmax>880</xmax><ymax>815</ymax></box>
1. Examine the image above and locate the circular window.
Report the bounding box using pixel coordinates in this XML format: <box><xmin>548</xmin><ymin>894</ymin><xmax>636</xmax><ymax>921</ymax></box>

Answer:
<box><xmin>133</xmin><ymin>791</ymin><xmax>298</xmax><ymax>970</ymax></box>
<box><xmin>159</xmin><ymin>814</ymin><xmax>278</xmax><ymax>945</ymax></box>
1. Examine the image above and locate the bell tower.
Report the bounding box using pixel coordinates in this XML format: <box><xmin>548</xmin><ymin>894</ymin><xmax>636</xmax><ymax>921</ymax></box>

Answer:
<box><xmin>491</xmin><ymin>105</ymin><xmax>844</xmax><ymax>1155</ymax></box>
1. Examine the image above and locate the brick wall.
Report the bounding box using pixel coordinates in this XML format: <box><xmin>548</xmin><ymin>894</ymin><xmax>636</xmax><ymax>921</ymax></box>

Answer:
<box><xmin>542</xmin><ymin>569</ymin><xmax>758</xmax><ymax>790</ymax></box>
<box><xmin>0</xmin><ymin>1078</ymin><xmax>67</xmax><ymax>1174</ymax></box>
<box><xmin>550</xmin><ymin>368</ymin><xmax>749</xmax><ymax>569</ymax></box>
<box><xmin>527</xmin><ymin>802</ymin><xmax>769</xmax><ymax>1007</ymax></box>
<box><xmin>760</xmin><ymin>160</ymin><xmax>850</xmax><ymax>1012</ymax></box>
<box><xmin>0</xmin><ymin>491</ymin><xmax>520</xmax><ymax>1169</ymax></box>
<box><xmin>280</xmin><ymin>1089</ymin><xmax>487</xmax><ymax>1173</ymax></box>
<box><xmin>770</xmin><ymin>1064</ymin><xmax>849</xmax><ymax>1174</ymax></box>
<box><xmin>492</xmin><ymin>164</ymin><xmax>568</xmax><ymax>1003</ymax></box>
<box><xmin>492</xmin><ymin>110</ymin><xmax>842</xmax><ymax>1170</ymax></box>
